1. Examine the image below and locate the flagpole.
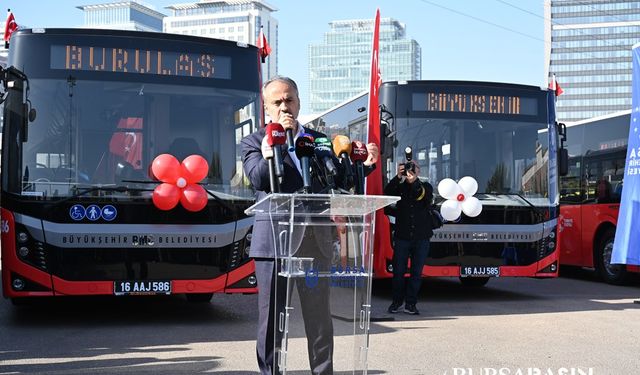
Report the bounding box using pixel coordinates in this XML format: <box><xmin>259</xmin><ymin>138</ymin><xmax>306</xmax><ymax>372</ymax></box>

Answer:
<box><xmin>4</xmin><ymin>9</ymin><xmax>10</xmax><ymax>49</ymax></box>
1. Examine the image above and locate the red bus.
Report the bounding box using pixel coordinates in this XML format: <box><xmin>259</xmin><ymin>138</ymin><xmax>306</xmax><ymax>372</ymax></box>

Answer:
<box><xmin>1</xmin><ymin>29</ymin><xmax>261</xmax><ymax>304</ymax></box>
<box><xmin>308</xmin><ymin>80</ymin><xmax>567</xmax><ymax>286</ymax></box>
<box><xmin>559</xmin><ymin>110</ymin><xmax>640</xmax><ymax>284</ymax></box>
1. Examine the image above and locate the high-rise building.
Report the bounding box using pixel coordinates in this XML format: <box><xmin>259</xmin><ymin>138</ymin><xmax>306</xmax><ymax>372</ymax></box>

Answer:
<box><xmin>163</xmin><ymin>0</ymin><xmax>278</xmax><ymax>79</ymax></box>
<box><xmin>77</xmin><ymin>1</ymin><xmax>166</xmax><ymax>32</ymax></box>
<box><xmin>545</xmin><ymin>0</ymin><xmax>640</xmax><ymax>122</ymax></box>
<box><xmin>308</xmin><ymin>18</ymin><xmax>421</xmax><ymax>114</ymax></box>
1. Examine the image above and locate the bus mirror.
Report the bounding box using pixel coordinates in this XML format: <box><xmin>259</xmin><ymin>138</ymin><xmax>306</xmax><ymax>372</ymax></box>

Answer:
<box><xmin>28</xmin><ymin>107</ymin><xmax>36</xmax><ymax>122</ymax></box>
<box><xmin>559</xmin><ymin>147</ymin><xmax>569</xmax><ymax>176</ymax></box>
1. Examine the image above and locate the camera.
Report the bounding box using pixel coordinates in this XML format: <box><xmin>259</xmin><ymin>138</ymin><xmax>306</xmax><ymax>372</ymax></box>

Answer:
<box><xmin>402</xmin><ymin>146</ymin><xmax>415</xmax><ymax>175</ymax></box>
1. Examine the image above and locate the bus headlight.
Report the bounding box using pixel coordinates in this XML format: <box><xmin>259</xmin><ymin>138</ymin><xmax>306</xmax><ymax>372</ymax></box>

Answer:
<box><xmin>12</xmin><ymin>278</ymin><xmax>25</xmax><ymax>291</ymax></box>
<box><xmin>18</xmin><ymin>232</ymin><xmax>29</xmax><ymax>243</ymax></box>
<box><xmin>547</xmin><ymin>241</ymin><xmax>556</xmax><ymax>250</ymax></box>
<box><xmin>18</xmin><ymin>246</ymin><xmax>29</xmax><ymax>257</ymax></box>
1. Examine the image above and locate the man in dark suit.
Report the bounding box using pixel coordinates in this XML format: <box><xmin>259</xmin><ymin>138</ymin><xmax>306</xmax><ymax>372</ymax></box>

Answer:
<box><xmin>241</xmin><ymin>76</ymin><xmax>378</xmax><ymax>375</ymax></box>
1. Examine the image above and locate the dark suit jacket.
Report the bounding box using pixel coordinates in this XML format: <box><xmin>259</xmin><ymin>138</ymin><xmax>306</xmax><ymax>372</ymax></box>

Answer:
<box><xmin>242</xmin><ymin>126</ymin><xmax>337</xmax><ymax>258</ymax></box>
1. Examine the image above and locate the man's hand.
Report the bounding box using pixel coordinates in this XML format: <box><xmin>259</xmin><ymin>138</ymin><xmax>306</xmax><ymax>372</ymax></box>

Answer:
<box><xmin>364</xmin><ymin>143</ymin><xmax>379</xmax><ymax>166</ymax></box>
<box><xmin>278</xmin><ymin>112</ymin><xmax>297</xmax><ymax>132</ymax></box>
<box><xmin>331</xmin><ymin>215</ymin><xmax>347</xmax><ymax>234</ymax></box>
<box><xmin>396</xmin><ymin>162</ymin><xmax>406</xmax><ymax>179</ymax></box>
<box><xmin>405</xmin><ymin>169</ymin><xmax>418</xmax><ymax>184</ymax></box>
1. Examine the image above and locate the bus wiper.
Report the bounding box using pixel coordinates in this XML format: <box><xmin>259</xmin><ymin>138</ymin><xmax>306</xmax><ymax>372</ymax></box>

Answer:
<box><xmin>49</xmin><ymin>185</ymin><xmax>153</xmax><ymax>208</ymax></box>
<box><xmin>120</xmin><ymin>179</ymin><xmax>237</xmax><ymax>214</ymax></box>
<box><xmin>476</xmin><ymin>192</ymin><xmax>544</xmax><ymax>220</ymax></box>
<box><xmin>476</xmin><ymin>192</ymin><xmax>536</xmax><ymax>208</ymax></box>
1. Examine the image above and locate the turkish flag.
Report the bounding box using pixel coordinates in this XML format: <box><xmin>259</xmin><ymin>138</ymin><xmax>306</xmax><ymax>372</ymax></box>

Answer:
<box><xmin>257</xmin><ymin>27</ymin><xmax>271</xmax><ymax>63</ymax></box>
<box><xmin>549</xmin><ymin>74</ymin><xmax>564</xmax><ymax>96</ymax></box>
<box><xmin>4</xmin><ymin>10</ymin><xmax>18</xmax><ymax>44</ymax></box>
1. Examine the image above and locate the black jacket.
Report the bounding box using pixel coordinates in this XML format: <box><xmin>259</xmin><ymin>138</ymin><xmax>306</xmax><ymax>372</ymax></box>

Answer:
<box><xmin>384</xmin><ymin>176</ymin><xmax>434</xmax><ymax>240</ymax></box>
<box><xmin>241</xmin><ymin>126</ymin><xmax>375</xmax><ymax>258</ymax></box>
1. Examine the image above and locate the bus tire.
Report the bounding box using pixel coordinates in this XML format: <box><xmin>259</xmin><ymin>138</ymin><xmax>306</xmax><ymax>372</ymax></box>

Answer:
<box><xmin>459</xmin><ymin>277</ymin><xmax>490</xmax><ymax>287</ymax></box>
<box><xmin>595</xmin><ymin>228</ymin><xmax>629</xmax><ymax>285</ymax></box>
<box><xmin>11</xmin><ymin>297</ymin><xmax>32</xmax><ymax>306</ymax></box>
<box><xmin>186</xmin><ymin>293</ymin><xmax>213</xmax><ymax>303</ymax></box>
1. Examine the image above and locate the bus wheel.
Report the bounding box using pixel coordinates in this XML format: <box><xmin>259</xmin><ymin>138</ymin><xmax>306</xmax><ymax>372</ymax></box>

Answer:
<box><xmin>596</xmin><ymin>228</ymin><xmax>629</xmax><ymax>285</ymax></box>
<box><xmin>459</xmin><ymin>277</ymin><xmax>490</xmax><ymax>287</ymax></box>
<box><xmin>186</xmin><ymin>293</ymin><xmax>213</xmax><ymax>303</ymax></box>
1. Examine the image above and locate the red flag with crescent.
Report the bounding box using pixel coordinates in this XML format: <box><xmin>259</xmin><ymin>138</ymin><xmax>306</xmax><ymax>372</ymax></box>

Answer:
<box><xmin>4</xmin><ymin>10</ymin><xmax>18</xmax><ymax>44</ymax></box>
<box><xmin>257</xmin><ymin>27</ymin><xmax>271</xmax><ymax>63</ymax></box>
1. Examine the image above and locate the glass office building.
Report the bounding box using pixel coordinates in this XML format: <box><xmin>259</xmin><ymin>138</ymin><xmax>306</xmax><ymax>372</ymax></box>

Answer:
<box><xmin>77</xmin><ymin>1</ymin><xmax>166</xmax><ymax>32</ymax></box>
<box><xmin>309</xmin><ymin>18</ymin><xmax>421</xmax><ymax>114</ymax></box>
<box><xmin>545</xmin><ymin>0</ymin><xmax>640</xmax><ymax>122</ymax></box>
<box><xmin>164</xmin><ymin>0</ymin><xmax>278</xmax><ymax>80</ymax></box>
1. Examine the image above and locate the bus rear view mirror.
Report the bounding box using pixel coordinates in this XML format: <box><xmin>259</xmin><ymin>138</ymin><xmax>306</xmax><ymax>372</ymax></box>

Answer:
<box><xmin>559</xmin><ymin>147</ymin><xmax>569</xmax><ymax>176</ymax></box>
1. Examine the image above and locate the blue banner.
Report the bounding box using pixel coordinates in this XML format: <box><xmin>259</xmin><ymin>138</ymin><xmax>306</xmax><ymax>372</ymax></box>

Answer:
<box><xmin>612</xmin><ymin>44</ymin><xmax>640</xmax><ymax>265</ymax></box>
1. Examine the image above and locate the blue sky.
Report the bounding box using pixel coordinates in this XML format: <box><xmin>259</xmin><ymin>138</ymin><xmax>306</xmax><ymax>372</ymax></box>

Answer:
<box><xmin>4</xmin><ymin>0</ymin><xmax>546</xmax><ymax>116</ymax></box>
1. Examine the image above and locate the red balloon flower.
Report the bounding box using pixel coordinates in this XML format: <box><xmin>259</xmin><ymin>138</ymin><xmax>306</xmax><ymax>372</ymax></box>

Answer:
<box><xmin>151</xmin><ymin>154</ymin><xmax>209</xmax><ymax>212</ymax></box>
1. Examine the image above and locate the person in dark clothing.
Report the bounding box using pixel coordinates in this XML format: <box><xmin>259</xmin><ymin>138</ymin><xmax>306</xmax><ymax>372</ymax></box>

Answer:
<box><xmin>384</xmin><ymin>161</ymin><xmax>433</xmax><ymax>315</ymax></box>
<box><xmin>241</xmin><ymin>76</ymin><xmax>379</xmax><ymax>375</ymax></box>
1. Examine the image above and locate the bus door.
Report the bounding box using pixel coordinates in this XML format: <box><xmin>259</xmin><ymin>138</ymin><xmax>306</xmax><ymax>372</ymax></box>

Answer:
<box><xmin>559</xmin><ymin>156</ymin><xmax>584</xmax><ymax>266</ymax></box>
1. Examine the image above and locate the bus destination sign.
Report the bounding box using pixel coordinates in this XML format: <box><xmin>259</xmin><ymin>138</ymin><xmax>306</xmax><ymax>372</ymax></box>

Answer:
<box><xmin>413</xmin><ymin>92</ymin><xmax>538</xmax><ymax>116</ymax></box>
<box><xmin>50</xmin><ymin>44</ymin><xmax>231</xmax><ymax>79</ymax></box>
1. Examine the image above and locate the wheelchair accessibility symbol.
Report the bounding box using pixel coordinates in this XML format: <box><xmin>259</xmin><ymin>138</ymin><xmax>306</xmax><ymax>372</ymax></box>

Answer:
<box><xmin>69</xmin><ymin>205</ymin><xmax>86</xmax><ymax>221</ymax></box>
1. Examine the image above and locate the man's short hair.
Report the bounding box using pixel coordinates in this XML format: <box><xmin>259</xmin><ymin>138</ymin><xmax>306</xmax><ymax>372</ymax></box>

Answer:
<box><xmin>263</xmin><ymin>75</ymin><xmax>299</xmax><ymax>98</ymax></box>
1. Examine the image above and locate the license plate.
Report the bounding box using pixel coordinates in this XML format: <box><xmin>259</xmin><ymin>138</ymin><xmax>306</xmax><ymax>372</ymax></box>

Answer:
<box><xmin>114</xmin><ymin>280</ymin><xmax>172</xmax><ymax>295</ymax></box>
<box><xmin>460</xmin><ymin>266</ymin><xmax>500</xmax><ymax>278</ymax></box>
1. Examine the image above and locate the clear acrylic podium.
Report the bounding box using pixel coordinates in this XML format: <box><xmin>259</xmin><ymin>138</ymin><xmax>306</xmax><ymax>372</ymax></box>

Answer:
<box><xmin>246</xmin><ymin>193</ymin><xmax>399</xmax><ymax>374</ymax></box>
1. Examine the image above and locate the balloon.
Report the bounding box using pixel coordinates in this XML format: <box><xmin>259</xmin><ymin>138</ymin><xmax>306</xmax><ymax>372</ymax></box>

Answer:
<box><xmin>152</xmin><ymin>183</ymin><xmax>180</xmax><ymax>210</ymax></box>
<box><xmin>437</xmin><ymin>178</ymin><xmax>461</xmax><ymax>200</ymax></box>
<box><xmin>180</xmin><ymin>184</ymin><xmax>208</xmax><ymax>212</ymax></box>
<box><xmin>181</xmin><ymin>155</ymin><xmax>209</xmax><ymax>184</ymax></box>
<box><xmin>151</xmin><ymin>154</ymin><xmax>180</xmax><ymax>183</ymax></box>
<box><xmin>458</xmin><ymin>176</ymin><xmax>478</xmax><ymax>196</ymax></box>
<box><xmin>462</xmin><ymin>196</ymin><xmax>483</xmax><ymax>217</ymax></box>
<box><xmin>440</xmin><ymin>199</ymin><xmax>462</xmax><ymax>221</ymax></box>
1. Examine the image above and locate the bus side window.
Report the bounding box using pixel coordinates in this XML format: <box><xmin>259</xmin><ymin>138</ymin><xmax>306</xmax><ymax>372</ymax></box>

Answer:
<box><xmin>559</xmin><ymin>158</ymin><xmax>582</xmax><ymax>203</ymax></box>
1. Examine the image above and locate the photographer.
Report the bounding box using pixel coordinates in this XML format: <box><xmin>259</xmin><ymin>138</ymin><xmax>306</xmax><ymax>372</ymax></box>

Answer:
<box><xmin>384</xmin><ymin>159</ymin><xmax>433</xmax><ymax>315</ymax></box>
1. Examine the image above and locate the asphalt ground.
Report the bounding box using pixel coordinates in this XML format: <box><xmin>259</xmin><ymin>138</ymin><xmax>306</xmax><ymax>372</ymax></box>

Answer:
<box><xmin>0</xmin><ymin>269</ymin><xmax>639</xmax><ymax>375</ymax></box>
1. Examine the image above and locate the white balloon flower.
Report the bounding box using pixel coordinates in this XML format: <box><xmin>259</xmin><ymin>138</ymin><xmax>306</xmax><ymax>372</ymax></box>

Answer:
<box><xmin>436</xmin><ymin>176</ymin><xmax>483</xmax><ymax>222</ymax></box>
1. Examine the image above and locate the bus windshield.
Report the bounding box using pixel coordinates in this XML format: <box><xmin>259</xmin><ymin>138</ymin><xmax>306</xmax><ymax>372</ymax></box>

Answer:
<box><xmin>14</xmin><ymin>78</ymin><xmax>258</xmax><ymax>199</ymax></box>
<box><xmin>395</xmin><ymin>116</ymin><xmax>551</xmax><ymax>206</ymax></box>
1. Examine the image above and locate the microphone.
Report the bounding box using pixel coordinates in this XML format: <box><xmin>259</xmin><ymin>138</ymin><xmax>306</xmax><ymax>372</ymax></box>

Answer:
<box><xmin>285</xmin><ymin>128</ymin><xmax>295</xmax><ymax>152</ymax></box>
<box><xmin>262</xmin><ymin>130</ymin><xmax>280</xmax><ymax>193</ymax></box>
<box><xmin>266</xmin><ymin>123</ymin><xmax>286</xmax><ymax>178</ymax></box>
<box><xmin>295</xmin><ymin>134</ymin><xmax>315</xmax><ymax>193</ymax></box>
<box><xmin>332</xmin><ymin>135</ymin><xmax>354</xmax><ymax>189</ymax></box>
<box><xmin>350</xmin><ymin>141</ymin><xmax>368</xmax><ymax>195</ymax></box>
<box><xmin>314</xmin><ymin>137</ymin><xmax>337</xmax><ymax>176</ymax></box>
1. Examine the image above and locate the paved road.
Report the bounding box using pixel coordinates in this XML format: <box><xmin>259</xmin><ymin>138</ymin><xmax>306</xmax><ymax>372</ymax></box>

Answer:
<box><xmin>0</xmin><ymin>270</ymin><xmax>639</xmax><ymax>375</ymax></box>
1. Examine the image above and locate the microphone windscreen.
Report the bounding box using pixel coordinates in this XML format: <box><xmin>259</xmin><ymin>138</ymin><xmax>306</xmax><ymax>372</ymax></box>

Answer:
<box><xmin>332</xmin><ymin>134</ymin><xmax>352</xmax><ymax>156</ymax></box>
<box><xmin>350</xmin><ymin>141</ymin><xmax>368</xmax><ymax>162</ymax></box>
<box><xmin>314</xmin><ymin>137</ymin><xmax>334</xmax><ymax>158</ymax></box>
<box><xmin>265</xmin><ymin>123</ymin><xmax>287</xmax><ymax>146</ymax></box>
<box><xmin>295</xmin><ymin>135</ymin><xmax>315</xmax><ymax>159</ymax></box>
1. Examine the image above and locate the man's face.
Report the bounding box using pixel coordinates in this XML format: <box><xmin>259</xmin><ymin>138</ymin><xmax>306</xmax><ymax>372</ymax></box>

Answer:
<box><xmin>263</xmin><ymin>80</ymin><xmax>300</xmax><ymax>125</ymax></box>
